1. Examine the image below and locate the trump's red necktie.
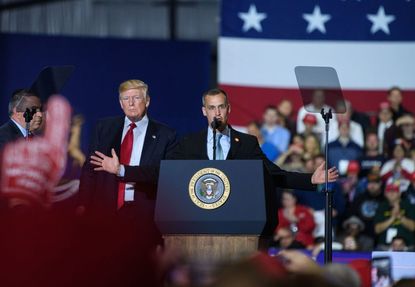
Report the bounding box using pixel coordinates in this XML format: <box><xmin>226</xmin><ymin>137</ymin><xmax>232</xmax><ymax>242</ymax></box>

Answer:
<box><xmin>117</xmin><ymin>122</ymin><xmax>136</xmax><ymax>209</ymax></box>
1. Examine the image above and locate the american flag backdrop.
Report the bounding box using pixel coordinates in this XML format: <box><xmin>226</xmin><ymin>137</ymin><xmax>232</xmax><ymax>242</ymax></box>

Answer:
<box><xmin>219</xmin><ymin>1</ymin><xmax>415</xmax><ymax>125</ymax></box>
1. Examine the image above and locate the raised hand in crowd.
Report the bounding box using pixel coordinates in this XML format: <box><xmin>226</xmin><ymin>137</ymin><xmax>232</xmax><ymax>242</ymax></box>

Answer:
<box><xmin>0</xmin><ymin>95</ymin><xmax>71</xmax><ymax>208</ymax></box>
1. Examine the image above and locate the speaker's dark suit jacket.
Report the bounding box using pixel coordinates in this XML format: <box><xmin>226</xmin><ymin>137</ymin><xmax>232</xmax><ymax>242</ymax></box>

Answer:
<box><xmin>166</xmin><ymin>127</ymin><xmax>316</xmax><ymax>191</ymax></box>
<box><xmin>79</xmin><ymin>116</ymin><xmax>177</xmax><ymax>216</ymax></box>
<box><xmin>104</xmin><ymin>126</ymin><xmax>315</xmax><ymax>237</ymax></box>
<box><xmin>0</xmin><ymin>120</ymin><xmax>24</xmax><ymax>151</ymax></box>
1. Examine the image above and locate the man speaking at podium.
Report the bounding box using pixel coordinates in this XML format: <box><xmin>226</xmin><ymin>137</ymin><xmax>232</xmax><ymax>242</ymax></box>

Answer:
<box><xmin>168</xmin><ymin>88</ymin><xmax>338</xmax><ymax>190</ymax></box>
<box><xmin>92</xmin><ymin>88</ymin><xmax>337</xmax><ymax>192</ymax></box>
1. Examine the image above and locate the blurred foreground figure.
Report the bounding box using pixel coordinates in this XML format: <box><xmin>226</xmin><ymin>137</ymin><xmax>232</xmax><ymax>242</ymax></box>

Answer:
<box><xmin>0</xmin><ymin>96</ymin><xmax>159</xmax><ymax>286</ymax></box>
<box><xmin>210</xmin><ymin>250</ymin><xmax>357</xmax><ymax>287</ymax></box>
<box><xmin>0</xmin><ymin>209</ymin><xmax>158</xmax><ymax>287</ymax></box>
<box><xmin>0</xmin><ymin>95</ymin><xmax>70</xmax><ymax>209</ymax></box>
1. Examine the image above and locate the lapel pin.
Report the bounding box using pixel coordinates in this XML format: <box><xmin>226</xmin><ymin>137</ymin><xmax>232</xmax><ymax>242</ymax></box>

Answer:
<box><xmin>152</xmin><ymin>135</ymin><xmax>156</xmax><ymax>139</ymax></box>
<box><xmin>235</xmin><ymin>137</ymin><xmax>240</xmax><ymax>142</ymax></box>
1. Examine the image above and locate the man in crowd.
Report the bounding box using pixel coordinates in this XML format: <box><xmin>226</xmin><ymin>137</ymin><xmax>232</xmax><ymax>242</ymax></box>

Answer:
<box><xmin>328</xmin><ymin>119</ymin><xmax>363</xmax><ymax>175</ymax></box>
<box><xmin>349</xmin><ymin>101</ymin><xmax>371</xmax><ymax>137</ymax></box>
<box><xmin>377</xmin><ymin>102</ymin><xmax>394</xmax><ymax>156</ymax></box>
<box><xmin>374</xmin><ymin>183</ymin><xmax>415</xmax><ymax>250</ymax></box>
<box><xmin>78</xmin><ymin>79</ymin><xmax>177</xmax><ymax>244</ymax></box>
<box><xmin>332</xmin><ymin>100</ymin><xmax>364</xmax><ymax>148</ymax></box>
<box><xmin>272</xmin><ymin>227</ymin><xmax>305</xmax><ymax>249</ymax></box>
<box><xmin>246</xmin><ymin>121</ymin><xmax>279</xmax><ymax>162</ymax></box>
<box><xmin>300</xmin><ymin>113</ymin><xmax>318</xmax><ymax>139</ymax></box>
<box><xmin>387</xmin><ymin>86</ymin><xmax>412</xmax><ymax>122</ymax></box>
<box><xmin>0</xmin><ymin>89</ymin><xmax>43</xmax><ymax>150</ymax></box>
<box><xmin>384</xmin><ymin>114</ymin><xmax>415</xmax><ymax>157</ymax></box>
<box><xmin>339</xmin><ymin>215</ymin><xmax>373</xmax><ymax>251</ymax></box>
<box><xmin>357</xmin><ymin>131</ymin><xmax>385</xmax><ymax>178</ymax></box>
<box><xmin>389</xmin><ymin>235</ymin><xmax>409</xmax><ymax>251</ymax></box>
<box><xmin>277</xmin><ymin>99</ymin><xmax>296</xmax><ymax>136</ymax></box>
<box><xmin>295</xmin><ymin>154</ymin><xmax>345</xmax><ymax>240</ymax></box>
<box><xmin>347</xmin><ymin>170</ymin><xmax>384</xmax><ymax>242</ymax></box>
<box><xmin>296</xmin><ymin>89</ymin><xmax>339</xmax><ymax>144</ymax></box>
<box><xmin>260</xmin><ymin>105</ymin><xmax>290</xmax><ymax>155</ymax></box>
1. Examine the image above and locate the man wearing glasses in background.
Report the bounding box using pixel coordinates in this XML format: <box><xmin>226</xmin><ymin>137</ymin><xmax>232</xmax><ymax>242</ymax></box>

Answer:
<box><xmin>0</xmin><ymin>89</ymin><xmax>43</xmax><ymax>150</ymax></box>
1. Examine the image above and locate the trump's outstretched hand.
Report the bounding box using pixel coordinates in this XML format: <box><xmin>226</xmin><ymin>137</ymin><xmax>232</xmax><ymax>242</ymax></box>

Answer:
<box><xmin>90</xmin><ymin>148</ymin><xmax>120</xmax><ymax>175</ymax></box>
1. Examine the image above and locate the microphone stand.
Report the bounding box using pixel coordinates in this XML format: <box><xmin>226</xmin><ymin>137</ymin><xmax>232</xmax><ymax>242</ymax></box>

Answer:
<box><xmin>321</xmin><ymin>108</ymin><xmax>333</xmax><ymax>264</ymax></box>
<box><xmin>23</xmin><ymin>108</ymin><xmax>35</xmax><ymax>141</ymax></box>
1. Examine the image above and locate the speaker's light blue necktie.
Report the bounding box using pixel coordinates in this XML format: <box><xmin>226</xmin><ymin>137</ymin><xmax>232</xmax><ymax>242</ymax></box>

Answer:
<box><xmin>216</xmin><ymin>134</ymin><xmax>224</xmax><ymax>160</ymax></box>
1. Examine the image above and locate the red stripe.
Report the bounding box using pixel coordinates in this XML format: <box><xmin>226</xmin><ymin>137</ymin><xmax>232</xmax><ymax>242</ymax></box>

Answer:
<box><xmin>220</xmin><ymin>84</ymin><xmax>415</xmax><ymax>126</ymax></box>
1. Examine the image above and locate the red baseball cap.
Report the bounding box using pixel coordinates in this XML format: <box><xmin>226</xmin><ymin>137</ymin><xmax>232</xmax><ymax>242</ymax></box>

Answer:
<box><xmin>347</xmin><ymin>161</ymin><xmax>360</xmax><ymax>174</ymax></box>
<box><xmin>303</xmin><ymin>114</ymin><xmax>317</xmax><ymax>125</ymax></box>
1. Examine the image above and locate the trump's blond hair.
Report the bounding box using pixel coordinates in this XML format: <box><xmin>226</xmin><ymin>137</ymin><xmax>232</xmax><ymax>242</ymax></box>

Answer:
<box><xmin>118</xmin><ymin>80</ymin><xmax>149</xmax><ymax>98</ymax></box>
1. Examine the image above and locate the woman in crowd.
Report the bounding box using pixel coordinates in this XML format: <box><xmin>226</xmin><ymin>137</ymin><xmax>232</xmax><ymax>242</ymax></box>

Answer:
<box><xmin>276</xmin><ymin>190</ymin><xmax>316</xmax><ymax>249</ymax></box>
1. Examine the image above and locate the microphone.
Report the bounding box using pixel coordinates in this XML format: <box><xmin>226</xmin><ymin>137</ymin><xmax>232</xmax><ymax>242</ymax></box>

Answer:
<box><xmin>24</xmin><ymin>108</ymin><xmax>36</xmax><ymax>123</ymax></box>
<box><xmin>210</xmin><ymin>117</ymin><xmax>221</xmax><ymax>130</ymax></box>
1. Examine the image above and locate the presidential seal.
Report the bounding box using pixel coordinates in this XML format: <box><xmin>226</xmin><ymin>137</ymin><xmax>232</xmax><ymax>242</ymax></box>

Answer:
<box><xmin>188</xmin><ymin>168</ymin><xmax>230</xmax><ymax>210</ymax></box>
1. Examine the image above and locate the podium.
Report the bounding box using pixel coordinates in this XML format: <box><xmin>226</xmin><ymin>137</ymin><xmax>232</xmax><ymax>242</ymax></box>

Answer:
<box><xmin>155</xmin><ymin>160</ymin><xmax>276</xmax><ymax>265</ymax></box>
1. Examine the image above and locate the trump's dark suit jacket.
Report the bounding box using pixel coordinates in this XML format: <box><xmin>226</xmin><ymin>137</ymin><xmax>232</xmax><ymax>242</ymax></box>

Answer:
<box><xmin>0</xmin><ymin>120</ymin><xmax>24</xmax><ymax>151</ymax></box>
<box><xmin>79</xmin><ymin>116</ymin><xmax>177</xmax><ymax>216</ymax></box>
